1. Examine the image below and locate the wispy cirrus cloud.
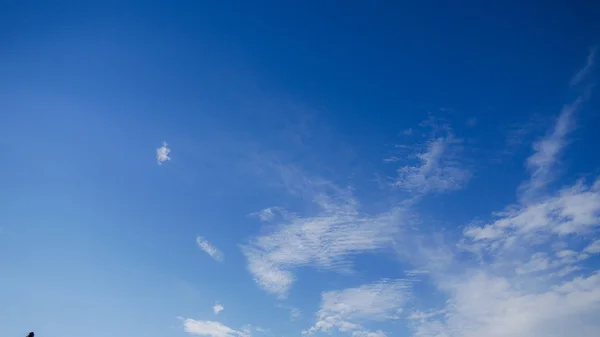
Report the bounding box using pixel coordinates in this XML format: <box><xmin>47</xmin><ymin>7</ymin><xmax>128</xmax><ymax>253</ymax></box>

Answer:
<box><xmin>518</xmin><ymin>97</ymin><xmax>584</xmax><ymax>202</ymax></box>
<box><xmin>156</xmin><ymin>141</ymin><xmax>171</xmax><ymax>165</ymax></box>
<box><xmin>518</xmin><ymin>46</ymin><xmax>596</xmax><ymax>202</ymax></box>
<box><xmin>304</xmin><ymin>279</ymin><xmax>410</xmax><ymax>337</ymax></box>
<box><xmin>197</xmin><ymin>236</ymin><xmax>223</xmax><ymax>262</ymax></box>
<box><xmin>408</xmin><ymin>49</ymin><xmax>600</xmax><ymax>337</ymax></box>
<box><xmin>570</xmin><ymin>46</ymin><xmax>597</xmax><ymax>87</ymax></box>
<box><xmin>391</xmin><ymin>122</ymin><xmax>470</xmax><ymax>195</ymax></box>
<box><xmin>465</xmin><ymin>178</ymin><xmax>600</xmax><ymax>243</ymax></box>
<box><xmin>243</xmin><ymin>170</ymin><xmax>405</xmax><ymax>298</ymax></box>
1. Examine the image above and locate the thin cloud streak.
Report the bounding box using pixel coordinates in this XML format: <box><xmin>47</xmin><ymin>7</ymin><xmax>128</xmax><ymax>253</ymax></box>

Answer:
<box><xmin>408</xmin><ymin>51</ymin><xmax>600</xmax><ymax>337</ymax></box>
<box><xmin>570</xmin><ymin>46</ymin><xmax>597</xmax><ymax>87</ymax></box>
<box><xmin>197</xmin><ymin>236</ymin><xmax>224</xmax><ymax>262</ymax></box>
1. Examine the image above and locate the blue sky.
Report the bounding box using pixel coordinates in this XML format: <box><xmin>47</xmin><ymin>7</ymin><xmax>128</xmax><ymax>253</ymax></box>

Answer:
<box><xmin>1</xmin><ymin>2</ymin><xmax>600</xmax><ymax>337</ymax></box>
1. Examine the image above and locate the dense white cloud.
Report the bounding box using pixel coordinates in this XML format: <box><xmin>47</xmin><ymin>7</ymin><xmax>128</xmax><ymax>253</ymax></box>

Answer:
<box><xmin>213</xmin><ymin>302</ymin><xmax>224</xmax><ymax>314</ymax></box>
<box><xmin>243</xmin><ymin>188</ymin><xmax>404</xmax><ymax>297</ymax></box>
<box><xmin>305</xmin><ymin>279</ymin><xmax>410</xmax><ymax>337</ymax></box>
<box><xmin>411</xmin><ymin>271</ymin><xmax>600</xmax><ymax>337</ymax></box>
<box><xmin>197</xmin><ymin>236</ymin><xmax>224</xmax><ymax>262</ymax></box>
<box><xmin>183</xmin><ymin>319</ymin><xmax>249</xmax><ymax>337</ymax></box>
<box><xmin>156</xmin><ymin>141</ymin><xmax>171</xmax><ymax>165</ymax></box>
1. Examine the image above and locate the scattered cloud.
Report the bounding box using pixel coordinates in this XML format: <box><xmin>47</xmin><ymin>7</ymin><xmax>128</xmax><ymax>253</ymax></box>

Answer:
<box><xmin>392</xmin><ymin>130</ymin><xmax>470</xmax><ymax>195</ymax></box>
<box><xmin>304</xmin><ymin>279</ymin><xmax>410</xmax><ymax>337</ymax></box>
<box><xmin>250</xmin><ymin>207</ymin><xmax>289</xmax><ymax>223</ymax></box>
<box><xmin>411</xmin><ymin>270</ymin><xmax>600</xmax><ymax>337</ymax></box>
<box><xmin>243</xmin><ymin>182</ymin><xmax>405</xmax><ymax>298</ymax></box>
<box><xmin>156</xmin><ymin>141</ymin><xmax>171</xmax><ymax>165</ymax></box>
<box><xmin>197</xmin><ymin>236</ymin><xmax>224</xmax><ymax>262</ymax></box>
<box><xmin>183</xmin><ymin>319</ymin><xmax>249</xmax><ymax>337</ymax></box>
<box><xmin>290</xmin><ymin>307</ymin><xmax>302</xmax><ymax>320</ymax></box>
<box><xmin>408</xmin><ymin>52</ymin><xmax>600</xmax><ymax>336</ymax></box>
<box><xmin>213</xmin><ymin>302</ymin><xmax>224</xmax><ymax>314</ymax></box>
<box><xmin>402</xmin><ymin>128</ymin><xmax>414</xmax><ymax>136</ymax></box>
<box><xmin>465</xmin><ymin>177</ymin><xmax>600</xmax><ymax>244</ymax></box>
<box><xmin>238</xmin><ymin>48</ymin><xmax>600</xmax><ymax>337</ymax></box>
<box><xmin>278</xmin><ymin>304</ymin><xmax>302</xmax><ymax>320</ymax></box>
<box><xmin>585</xmin><ymin>239</ymin><xmax>600</xmax><ymax>254</ymax></box>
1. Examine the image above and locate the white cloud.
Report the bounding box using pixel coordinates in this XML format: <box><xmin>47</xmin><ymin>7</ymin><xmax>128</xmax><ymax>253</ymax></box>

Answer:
<box><xmin>305</xmin><ymin>279</ymin><xmax>410</xmax><ymax>337</ymax></box>
<box><xmin>465</xmin><ymin>178</ymin><xmax>600</xmax><ymax>244</ymax></box>
<box><xmin>197</xmin><ymin>236</ymin><xmax>224</xmax><ymax>262</ymax></box>
<box><xmin>250</xmin><ymin>207</ymin><xmax>289</xmax><ymax>223</ymax></box>
<box><xmin>213</xmin><ymin>302</ymin><xmax>224</xmax><ymax>314</ymax></box>
<box><xmin>392</xmin><ymin>130</ymin><xmax>470</xmax><ymax>195</ymax></box>
<box><xmin>183</xmin><ymin>319</ymin><xmax>249</xmax><ymax>337</ymax></box>
<box><xmin>243</xmin><ymin>188</ymin><xmax>404</xmax><ymax>297</ymax></box>
<box><xmin>585</xmin><ymin>239</ymin><xmax>600</xmax><ymax>254</ymax></box>
<box><xmin>519</xmin><ymin>48</ymin><xmax>597</xmax><ymax>201</ymax></box>
<box><xmin>156</xmin><ymin>141</ymin><xmax>171</xmax><ymax>165</ymax></box>
<box><xmin>240</xmin><ymin>324</ymin><xmax>268</xmax><ymax>335</ymax></box>
<box><xmin>411</xmin><ymin>271</ymin><xmax>600</xmax><ymax>337</ymax></box>
<box><xmin>518</xmin><ymin>99</ymin><xmax>583</xmax><ymax>201</ymax></box>
<box><xmin>407</xmin><ymin>54</ymin><xmax>600</xmax><ymax>336</ymax></box>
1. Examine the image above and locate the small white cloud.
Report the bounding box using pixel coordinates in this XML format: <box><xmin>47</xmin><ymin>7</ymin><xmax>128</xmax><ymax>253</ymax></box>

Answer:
<box><xmin>250</xmin><ymin>207</ymin><xmax>288</xmax><ymax>223</ymax></box>
<box><xmin>156</xmin><ymin>141</ymin><xmax>171</xmax><ymax>165</ymax></box>
<box><xmin>182</xmin><ymin>319</ymin><xmax>249</xmax><ymax>337</ymax></box>
<box><xmin>213</xmin><ymin>302</ymin><xmax>224</xmax><ymax>314</ymax></box>
<box><xmin>401</xmin><ymin>128</ymin><xmax>414</xmax><ymax>135</ymax></box>
<box><xmin>196</xmin><ymin>236</ymin><xmax>224</xmax><ymax>262</ymax></box>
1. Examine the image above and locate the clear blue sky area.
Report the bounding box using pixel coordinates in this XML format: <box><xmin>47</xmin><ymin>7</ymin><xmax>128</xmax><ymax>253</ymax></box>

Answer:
<box><xmin>1</xmin><ymin>2</ymin><xmax>600</xmax><ymax>337</ymax></box>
